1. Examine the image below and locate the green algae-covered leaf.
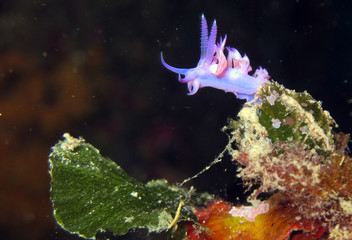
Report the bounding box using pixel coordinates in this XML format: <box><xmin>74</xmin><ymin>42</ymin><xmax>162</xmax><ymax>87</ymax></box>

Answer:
<box><xmin>49</xmin><ymin>133</ymin><xmax>211</xmax><ymax>239</ymax></box>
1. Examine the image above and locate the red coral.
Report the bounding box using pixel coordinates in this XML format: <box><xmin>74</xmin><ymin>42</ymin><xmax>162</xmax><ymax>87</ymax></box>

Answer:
<box><xmin>187</xmin><ymin>195</ymin><xmax>328</xmax><ymax>240</ymax></box>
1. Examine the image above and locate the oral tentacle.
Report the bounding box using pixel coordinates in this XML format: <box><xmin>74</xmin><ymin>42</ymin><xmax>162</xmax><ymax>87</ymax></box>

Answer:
<box><xmin>160</xmin><ymin>52</ymin><xmax>189</xmax><ymax>75</ymax></box>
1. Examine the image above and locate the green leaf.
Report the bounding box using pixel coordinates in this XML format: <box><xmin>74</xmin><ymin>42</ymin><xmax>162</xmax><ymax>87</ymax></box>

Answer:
<box><xmin>49</xmin><ymin>133</ymin><xmax>211</xmax><ymax>239</ymax></box>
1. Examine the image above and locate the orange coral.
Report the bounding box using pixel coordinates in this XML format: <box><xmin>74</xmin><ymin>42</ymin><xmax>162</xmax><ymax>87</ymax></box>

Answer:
<box><xmin>187</xmin><ymin>194</ymin><xmax>328</xmax><ymax>240</ymax></box>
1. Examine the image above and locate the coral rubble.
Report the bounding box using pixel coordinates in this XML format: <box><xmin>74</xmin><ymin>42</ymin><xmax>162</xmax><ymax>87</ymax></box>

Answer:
<box><xmin>188</xmin><ymin>81</ymin><xmax>352</xmax><ymax>239</ymax></box>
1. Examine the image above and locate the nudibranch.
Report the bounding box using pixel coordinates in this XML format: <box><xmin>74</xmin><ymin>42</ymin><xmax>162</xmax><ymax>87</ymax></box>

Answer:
<box><xmin>161</xmin><ymin>14</ymin><xmax>270</xmax><ymax>101</ymax></box>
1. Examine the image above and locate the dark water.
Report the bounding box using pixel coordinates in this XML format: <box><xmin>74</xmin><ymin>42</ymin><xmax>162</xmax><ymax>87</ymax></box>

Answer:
<box><xmin>0</xmin><ymin>1</ymin><xmax>351</xmax><ymax>239</ymax></box>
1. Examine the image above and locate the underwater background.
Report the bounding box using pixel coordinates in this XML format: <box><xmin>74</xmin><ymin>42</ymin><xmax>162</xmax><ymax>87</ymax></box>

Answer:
<box><xmin>0</xmin><ymin>0</ymin><xmax>351</xmax><ymax>239</ymax></box>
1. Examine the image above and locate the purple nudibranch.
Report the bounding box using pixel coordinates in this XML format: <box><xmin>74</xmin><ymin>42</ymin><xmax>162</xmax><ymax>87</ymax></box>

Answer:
<box><xmin>161</xmin><ymin>14</ymin><xmax>270</xmax><ymax>102</ymax></box>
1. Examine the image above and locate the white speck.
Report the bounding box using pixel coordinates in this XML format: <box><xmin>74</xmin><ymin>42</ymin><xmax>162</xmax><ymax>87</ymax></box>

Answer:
<box><xmin>229</xmin><ymin>202</ymin><xmax>269</xmax><ymax>222</ymax></box>
<box><xmin>124</xmin><ymin>216</ymin><xmax>134</xmax><ymax>223</ymax></box>
<box><xmin>300</xmin><ymin>125</ymin><xmax>309</xmax><ymax>135</ymax></box>
<box><xmin>130</xmin><ymin>191</ymin><xmax>140</xmax><ymax>198</ymax></box>
<box><xmin>266</xmin><ymin>91</ymin><xmax>279</xmax><ymax>105</ymax></box>
<box><xmin>271</xmin><ymin>119</ymin><xmax>281</xmax><ymax>128</ymax></box>
<box><xmin>61</xmin><ymin>133</ymin><xmax>84</xmax><ymax>151</ymax></box>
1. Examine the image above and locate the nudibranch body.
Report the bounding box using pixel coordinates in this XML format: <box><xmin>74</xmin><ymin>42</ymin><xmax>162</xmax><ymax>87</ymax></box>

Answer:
<box><xmin>161</xmin><ymin>14</ymin><xmax>270</xmax><ymax>101</ymax></box>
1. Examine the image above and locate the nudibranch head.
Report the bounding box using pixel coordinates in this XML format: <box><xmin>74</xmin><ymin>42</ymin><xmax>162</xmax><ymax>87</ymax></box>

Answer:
<box><xmin>161</xmin><ymin>14</ymin><xmax>270</xmax><ymax>101</ymax></box>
